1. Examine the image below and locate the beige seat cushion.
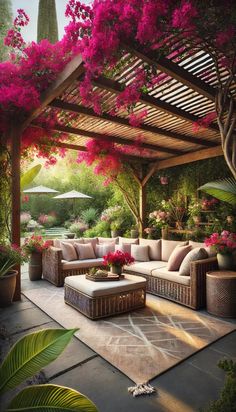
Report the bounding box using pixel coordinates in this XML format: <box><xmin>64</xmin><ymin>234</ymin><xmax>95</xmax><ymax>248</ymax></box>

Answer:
<box><xmin>131</xmin><ymin>244</ymin><xmax>149</xmax><ymax>262</ymax></box>
<box><xmin>62</xmin><ymin>258</ymin><xmax>104</xmax><ymax>270</ymax></box>
<box><xmin>139</xmin><ymin>238</ymin><xmax>161</xmax><ymax>260</ymax></box>
<box><xmin>167</xmin><ymin>245</ymin><xmax>192</xmax><ymax>271</ymax></box>
<box><xmin>60</xmin><ymin>242</ymin><xmax>77</xmax><ymax>261</ymax></box>
<box><xmin>65</xmin><ymin>274</ymin><xmax>147</xmax><ymax>297</ymax></box>
<box><xmin>152</xmin><ymin>267</ymin><xmax>190</xmax><ymax>286</ymax></box>
<box><xmin>98</xmin><ymin>237</ymin><xmax>119</xmax><ymax>244</ymax></box>
<box><xmin>75</xmin><ymin>243</ymin><xmax>96</xmax><ymax>260</ymax></box>
<box><xmin>119</xmin><ymin>237</ymin><xmax>139</xmax><ymax>245</ymax></box>
<box><xmin>124</xmin><ymin>261</ymin><xmax>167</xmax><ymax>276</ymax></box>
<box><xmin>95</xmin><ymin>242</ymin><xmax>115</xmax><ymax>258</ymax></box>
<box><xmin>161</xmin><ymin>239</ymin><xmax>188</xmax><ymax>261</ymax></box>
<box><xmin>179</xmin><ymin>247</ymin><xmax>208</xmax><ymax>276</ymax></box>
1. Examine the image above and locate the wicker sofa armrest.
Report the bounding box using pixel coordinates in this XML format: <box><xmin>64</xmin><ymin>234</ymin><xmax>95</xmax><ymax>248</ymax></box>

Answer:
<box><xmin>190</xmin><ymin>257</ymin><xmax>218</xmax><ymax>309</ymax></box>
<box><xmin>42</xmin><ymin>246</ymin><xmax>63</xmax><ymax>287</ymax></box>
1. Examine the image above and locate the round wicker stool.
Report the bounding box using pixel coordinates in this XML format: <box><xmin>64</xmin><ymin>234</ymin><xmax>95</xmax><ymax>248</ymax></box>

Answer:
<box><xmin>206</xmin><ymin>271</ymin><xmax>236</xmax><ymax>318</ymax></box>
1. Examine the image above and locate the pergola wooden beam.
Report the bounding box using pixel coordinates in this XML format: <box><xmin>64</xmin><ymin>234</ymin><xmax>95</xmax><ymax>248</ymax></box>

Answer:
<box><xmin>157</xmin><ymin>145</ymin><xmax>223</xmax><ymax>170</ymax></box>
<box><xmin>93</xmin><ymin>76</ymin><xmax>219</xmax><ymax>131</ymax></box>
<box><xmin>51</xmin><ymin>99</ymin><xmax>216</xmax><ymax>148</ymax></box>
<box><xmin>128</xmin><ymin>47</ymin><xmax>216</xmax><ymax>102</ymax></box>
<box><xmin>22</xmin><ymin>55</ymin><xmax>85</xmax><ymax>131</ymax></box>
<box><xmin>50</xmin><ymin>123</ymin><xmax>182</xmax><ymax>155</ymax></box>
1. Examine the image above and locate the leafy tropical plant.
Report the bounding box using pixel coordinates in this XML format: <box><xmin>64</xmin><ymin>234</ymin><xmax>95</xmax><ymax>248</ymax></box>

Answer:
<box><xmin>0</xmin><ymin>328</ymin><xmax>98</xmax><ymax>411</ymax></box>
<box><xmin>81</xmin><ymin>208</ymin><xmax>98</xmax><ymax>227</ymax></box>
<box><xmin>199</xmin><ymin>178</ymin><xmax>236</xmax><ymax>205</ymax></box>
<box><xmin>20</xmin><ymin>164</ymin><xmax>42</xmax><ymax>191</ymax></box>
<box><xmin>0</xmin><ymin>244</ymin><xmax>27</xmax><ymax>278</ymax></box>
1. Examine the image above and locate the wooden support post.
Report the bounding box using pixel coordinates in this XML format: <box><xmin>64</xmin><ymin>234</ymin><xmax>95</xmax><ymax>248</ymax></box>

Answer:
<box><xmin>139</xmin><ymin>183</ymin><xmax>146</xmax><ymax>238</ymax></box>
<box><xmin>11</xmin><ymin>126</ymin><xmax>21</xmax><ymax>301</ymax></box>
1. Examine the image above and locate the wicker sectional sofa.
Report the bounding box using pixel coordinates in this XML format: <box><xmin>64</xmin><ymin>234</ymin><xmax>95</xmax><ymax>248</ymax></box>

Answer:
<box><xmin>42</xmin><ymin>236</ymin><xmax>218</xmax><ymax>310</ymax></box>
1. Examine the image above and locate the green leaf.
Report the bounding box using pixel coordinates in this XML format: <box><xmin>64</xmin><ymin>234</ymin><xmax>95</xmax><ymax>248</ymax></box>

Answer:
<box><xmin>0</xmin><ymin>329</ymin><xmax>78</xmax><ymax>395</ymax></box>
<box><xmin>7</xmin><ymin>384</ymin><xmax>98</xmax><ymax>412</ymax></box>
<box><xmin>20</xmin><ymin>165</ymin><xmax>42</xmax><ymax>191</ymax></box>
<box><xmin>198</xmin><ymin>178</ymin><xmax>236</xmax><ymax>205</ymax></box>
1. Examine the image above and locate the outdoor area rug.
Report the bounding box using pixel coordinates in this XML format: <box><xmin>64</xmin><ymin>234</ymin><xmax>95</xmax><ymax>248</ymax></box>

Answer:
<box><xmin>23</xmin><ymin>282</ymin><xmax>235</xmax><ymax>384</ymax></box>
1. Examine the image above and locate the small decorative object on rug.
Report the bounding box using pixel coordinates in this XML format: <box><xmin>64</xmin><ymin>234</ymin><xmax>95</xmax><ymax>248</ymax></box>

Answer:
<box><xmin>103</xmin><ymin>250</ymin><xmax>134</xmax><ymax>276</ymax></box>
<box><xmin>0</xmin><ymin>243</ymin><xmax>27</xmax><ymax>307</ymax></box>
<box><xmin>128</xmin><ymin>383</ymin><xmax>156</xmax><ymax>397</ymax></box>
<box><xmin>23</xmin><ymin>235</ymin><xmax>52</xmax><ymax>280</ymax></box>
<box><xmin>205</xmin><ymin>230</ymin><xmax>236</xmax><ymax>270</ymax></box>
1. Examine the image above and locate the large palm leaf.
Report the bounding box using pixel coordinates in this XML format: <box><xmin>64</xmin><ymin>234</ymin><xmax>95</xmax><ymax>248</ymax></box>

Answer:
<box><xmin>20</xmin><ymin>164</ymin><xmax>42</xmax><ymax>191</ymax></box>
<box><xmin>0</xmin><ymin>328</ymin><xmax>77</xmax><ymax>394</ymax></box>
<box><xmin>6</xmin><ymin>384</ymin><xmax>98</xmax><ymax>412</ymax></box>
<box><xmin>198</xmin><ymin>178</ymin><xmax>236</xmax><ymax>205</ymax></box>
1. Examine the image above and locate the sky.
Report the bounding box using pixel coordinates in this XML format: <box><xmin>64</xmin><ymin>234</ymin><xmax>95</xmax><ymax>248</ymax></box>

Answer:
<box><xmin>11</xmin><ymin>0</ymin><xmax>90</xmax><ymax>42</ymax></box>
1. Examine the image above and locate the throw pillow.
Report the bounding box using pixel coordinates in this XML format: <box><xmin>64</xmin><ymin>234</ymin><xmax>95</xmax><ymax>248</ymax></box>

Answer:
<box><xmin>179</xmin><ymin>247</ymin><xmax>208</xmax><ymax>276</ymax></box>
<box><xmin>83</xmin><ymin>237</ymin><xmax>97</xmax><ymax>250</ymax></box>
<box><xmin>139</xmin><ymin>238</ymin><xmax>161</xmax><ymax>260</ymax></box>
<box><xmin>118</xmin><ymin>236</ymin><xmax>139</xmax><ymax>245</ymax></box>
<box><xmin>75</xmin><ymin>243</ymin><xmax>96</xmax><ymax>260</ymax></box>
<box><xmin>115</xmin><ymin>243</ymin><xmax>132</xmax><ymax>254</ymax></box>
<box><xmin>60</xmin><ymin>242</ymin><xmax>77</xmax><ymax>261</ymax></box>
<box><xmin>167</xmin><ymin>245</ymin><xmax>192</xmax><ymax>271</ymax></box>
<box><xmin>131</xmin><ymin>244</ymin><xmax>149</xmax><ymax>262</ymax></box>
<box><xmin>161</xmin><ymin>239</ymin><xmax>188</xmax><ymax>261</ymax></box>
<box><xmin>95</xmin><ymin>242</ymin><xmax>115</xmax><ymax>258</ymax></box>
<box><xmin>98</xmin><ymin>237</ymin><xmax>119</xmax><ymax>244</ymax></box>
<box><xmin>189</xmin><ymin>240</ymin><xmax>216</xmax><ymax>257</ymax></box>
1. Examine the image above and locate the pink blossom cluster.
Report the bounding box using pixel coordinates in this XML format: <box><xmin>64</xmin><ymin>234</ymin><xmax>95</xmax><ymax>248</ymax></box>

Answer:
<box><xmin>205</xmin><ymin>231</ymin><xmax>236</xmax><ymax>254</ymax></box>
<box><xmin>193</xmin><ymin>112</ymin><xmax>217</xmax><ymax>133</ymax></box>
<box><xmin>149</xmin><ymin>209</ymin><xmax>170</xmax><ymax>229</ymax></box>
<box><xmin>103</xmin><ymin>250</ymin><xmax>134</xmax><ymax>267</ymax></box>
<box><xmin>201</xmin><ymin>198</ymin><xmax>218</xmax><ymax>210</ymax></box>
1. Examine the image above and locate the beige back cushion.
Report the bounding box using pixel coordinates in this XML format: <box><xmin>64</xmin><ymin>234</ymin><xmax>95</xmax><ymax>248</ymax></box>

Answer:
<box><xmin>60</xmin><ymin>242</ymin><xmax>77</xmax><ymax>261</ymax></box>
<box><xmin>119</xmin><ymin>237</ymin><xmax>139</xmax><ymax>245</ymax></box>
<box><xmin>75</xmin><ymin>243</ymin><xmax>96</xmax><ymax>260</ymax></box>
<box><xmin>161</xmin><ymin>240</ymin><xmax>188</xmax><ymax>262</ymax></box>
<box><xmin>131</xmin><ymin>244</ymin><xmax>150</xmax><ymax>262</ymax></box>
<box><xmin>83</xmin><ymin>238</ymin><xmax>98</xmax><ymax>250</ymax></box>
<box><xmin>98</xmin><ymin>237</ymin><xmax>119</xmax><ymax>244</ymax></box>
<box><xmin>189</xmin><ymin>240</ymin><xmax>215</xmax><ymax>257</ymax></box>
<box><xmin>95</xmin><ymin>242</ymin><xmax>115</xmax><ymax>258</ymax></box>
<box><xmin>179</xmin><ymin>247</ymin><xmax>208</xmax><ymax>276</ymax></box>
<box><xmin>167</xmin><ymin>245</ymin><xmax>192</xmax><ymax>271</ymax></box>
<box><xmin>115</xmin><ymin>243</ymin><xmax>132</xmax><ymax>254</ymax></box>
<box><xmin>139</xmin><ymin>239</ymin><xmax>161</xmax><ymax>260</ymax></box>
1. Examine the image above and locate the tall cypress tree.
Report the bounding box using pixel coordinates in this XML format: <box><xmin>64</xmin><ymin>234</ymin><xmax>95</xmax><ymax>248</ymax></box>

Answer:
<box><xmin>37</xmin><ymin>0</ymin><xmax>59</xmax><ymax>44</ymax></box>
<box><xmin>0</xmin><ymin>0</ymin><xmax>13</xmax><ymax>62</ymax></box>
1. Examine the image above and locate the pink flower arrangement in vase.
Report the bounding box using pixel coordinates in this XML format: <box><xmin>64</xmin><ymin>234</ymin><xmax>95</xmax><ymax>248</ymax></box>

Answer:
<box><xmin>205</xmin><ymin>231</ymin><xmax>236</xmax><ymax>270</ymax></box>
<box><xmin>103</xmin><ymin>250</ymin><xmax>134</xmax><ymax>275</ymax></box>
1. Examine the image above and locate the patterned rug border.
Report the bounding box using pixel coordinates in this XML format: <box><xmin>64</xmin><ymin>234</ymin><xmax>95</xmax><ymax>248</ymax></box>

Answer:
<box><xmin>22</xmin><ymin>286</ymin><xmax>236</xmax><ymax>384</ymax></box>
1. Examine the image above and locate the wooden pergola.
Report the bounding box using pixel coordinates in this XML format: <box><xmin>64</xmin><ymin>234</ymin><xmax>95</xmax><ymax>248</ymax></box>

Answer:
<box><xmin>11</xmin><ymin>41</ymin><xmax>231</xmax><ymax>299</ymax></box>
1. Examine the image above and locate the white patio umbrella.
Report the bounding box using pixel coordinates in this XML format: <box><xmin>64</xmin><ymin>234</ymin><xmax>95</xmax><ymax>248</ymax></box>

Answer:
<box><xmin>53</xmin><ymin>190</ymin><xmax>92</xmax><ymax>216</ymax></box>
<box><xmin>23</xmin><ymin>185</ymin><xmax>59</xmax><ymax>194</ymax></box>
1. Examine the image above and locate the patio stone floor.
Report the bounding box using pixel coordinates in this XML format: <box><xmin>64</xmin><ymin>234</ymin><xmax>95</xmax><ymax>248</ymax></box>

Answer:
<box><xmin>0</xmin><ymin>264</ymin><xmax>235</xmax><ymax>412</ymax></box>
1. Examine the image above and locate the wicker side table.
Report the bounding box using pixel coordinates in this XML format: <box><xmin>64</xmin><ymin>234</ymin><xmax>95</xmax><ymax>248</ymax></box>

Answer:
<box><xmin>206</xmin><ymin>271</ymin><xmax>236</xmax><ymax>318</ymax></box>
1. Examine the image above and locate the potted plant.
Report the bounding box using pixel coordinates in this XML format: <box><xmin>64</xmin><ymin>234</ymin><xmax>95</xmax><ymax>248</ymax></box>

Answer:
<box><xmin>148</xmin><ymin>209</ymin><xmax>170</xmax><ymax>239</ymax></box>
<box><xmin>0</xmin><ymin>244</ymin><xmax>27</xmax><ymax>307</ymax></box>
<box><xmin>130</xmin><ymin>224</ymin><xmax>139</xmax><ymax>239</ymax></box>
<box><xmin>103</xmin><ymin>250</ymin><xmax>134</xmax><ymax>275</ymax></box>
<box><xmin>23</xmin><ymin>235</ymin><xmax>51</xmax><ymax>281</ymax></box>
<box><xmin>188</xmin><ymin>200</ymin><xmax>202</xmax><ymax>225</ymax></box>
<box><xmin>110</xmin><ymin>221</ymin><xmax>121</xmax><ymax>237</ymax></box>
<box><xmin>205</xmin><ymin>230</ymin><xmax>236</xmax><ymax>270</ymax></box>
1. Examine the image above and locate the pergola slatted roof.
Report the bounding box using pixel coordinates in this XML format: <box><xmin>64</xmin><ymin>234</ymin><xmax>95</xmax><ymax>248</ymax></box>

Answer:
<box><xmin>24</xmin><ymin>40</ymin><xmax>236</xmax><ymax>168</ymax></box>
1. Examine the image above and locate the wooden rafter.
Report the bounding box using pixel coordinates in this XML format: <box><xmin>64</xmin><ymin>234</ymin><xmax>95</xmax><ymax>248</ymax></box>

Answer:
<box><xmin>128</xmin><ymin>46</ymin><xmax>216</xmax><ymax>102</ymax></box>
<box><xmin>47</xmin><ymin>123</ymin><xmax>183</xmax><ymax>155</ymax></box>
<box><xmin>93</xmin><ymin>76</ymin><xmax>219</xmax><ymax>132</ymax></box>
<box><xmin>50</xmin><ymin>99</ymin><xmax>216</xmax><ymax>148</ymax></box>
<box><xmin>157</xmin><ymin>145</ymin><xmax>223</xmax><ymax>170</ymax></box>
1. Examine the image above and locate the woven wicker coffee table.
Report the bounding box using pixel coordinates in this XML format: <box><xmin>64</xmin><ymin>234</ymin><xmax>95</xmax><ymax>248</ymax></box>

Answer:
<box><xmin>206</xmin><ymin>271</ymin><xmax>236</xmax><ymax>318</ymax></box>
<box><xmin>64</xmin><ymin>274</ymin><xmax>147</xmax><ymax>319</ymax></box>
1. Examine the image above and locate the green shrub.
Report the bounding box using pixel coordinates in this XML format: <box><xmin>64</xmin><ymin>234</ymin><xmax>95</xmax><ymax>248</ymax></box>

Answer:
<box><xmin>81</xmin><ymin>208</ymin><xmax>98</xmax><ymax>227</ymax></box>
<box><xmin>84</xmin><ymin>220</ymin><xmax>111</xmax><ymax>237</ymax></box>
<box><xmin>201</xmin><ymin>360</ymin><xmax>236</xmax><ymax>412</ymax></box>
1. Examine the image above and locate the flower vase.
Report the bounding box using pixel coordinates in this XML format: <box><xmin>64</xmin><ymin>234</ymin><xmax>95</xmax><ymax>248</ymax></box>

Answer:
<box><xmin>29</xmin><ymin>252</ymin><xmax>42</xmax><ymax>281</ymax></box>
<box><xmin>217</xmin><ymin>253</ymin><xmax>234</xmax><ymax>271</ymax></box>
<box><xmin>110</xmin><ymin>265</ymin><xmax>122</xmax><ymax>275</ymax></box>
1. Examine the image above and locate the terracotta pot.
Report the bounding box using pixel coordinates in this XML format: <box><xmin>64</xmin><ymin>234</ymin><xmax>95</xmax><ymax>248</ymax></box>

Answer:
<box><xmin>29</xmin><ymin>252</ymin><xmax>42</xmax><ymax>281</ymax></box>
<box><xmin>217</xmin><ymin>253</ymin><xmax>234</xmax><ymax>270</ymax></box>
<box><xmin>110</xmin><ymin>265</ymin><xmax>122</xmax><ymax>275</ymax></box>
<box><xmin>0</xmin><ymin>270</ymin><xmax>17</xmax><ymax>307</ymax></box>
<box><xmin>111</xmin><ymin>230</ymin><xmax>121</xmax><ymax>238</ymax></box>
<box><xmin>131</xmin><ymin>229</ymin><xmax>139</xmax><ymax>239</ymax></box>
